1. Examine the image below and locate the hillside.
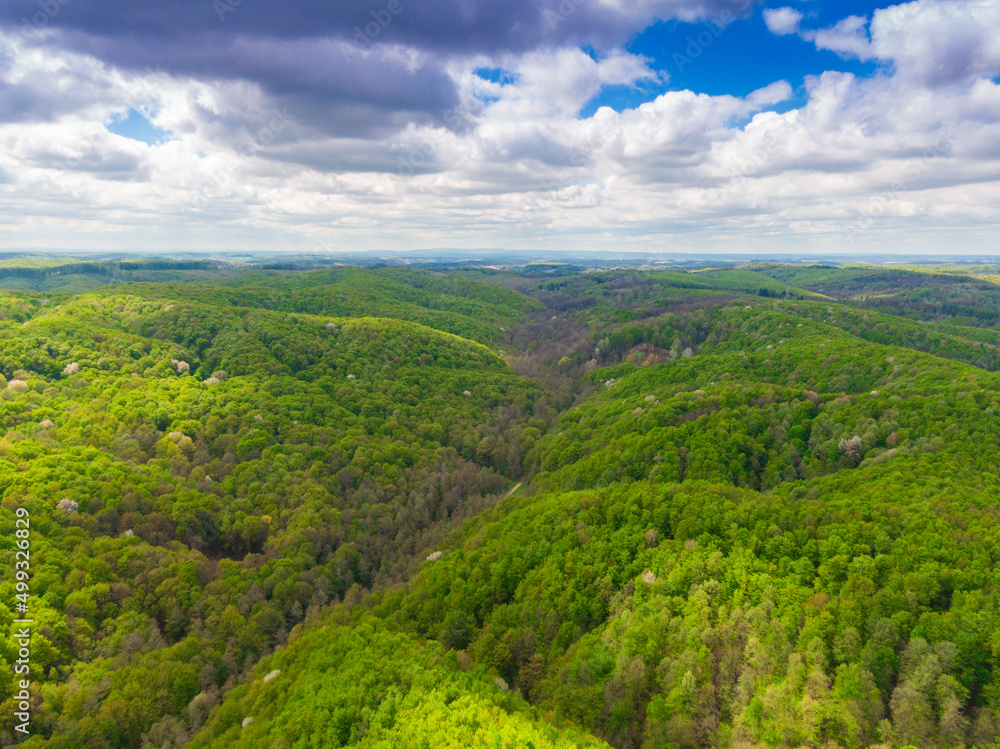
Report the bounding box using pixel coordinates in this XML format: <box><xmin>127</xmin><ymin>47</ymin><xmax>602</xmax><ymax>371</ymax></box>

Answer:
<box><xmin>2</xmin><ymin>263</ymin><xmax>1000</xmax><ymax>748</ymax></box>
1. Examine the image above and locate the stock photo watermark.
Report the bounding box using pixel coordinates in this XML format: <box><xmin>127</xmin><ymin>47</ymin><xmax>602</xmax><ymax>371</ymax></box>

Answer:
<box><xmin>11</xmin><ymin>506</ymin><xmax>33</xmax><ymax>736</ymax></box>
<box><xmin>707</xmin><ymin>130</ymin><xmax>782</xmax><ymax>204</ymax></box>
<box><xmin>518</xmin><ymin>113</ymin><xmax>621</xmax><ymax>219</ymax></box>
<box><xmin>214</xmin><ymin>0</ymin><xmax>247</xmax><ymax>22</ymax></box>
<box><xmin>542</xmin><ymin>0</ymin><xmax>588</xmax><ymax>28</ymax></box>
<box><xmin>17</xmin><ymin>0</ymin><xmax>71</xmax><ymax>40</ymax></box>
<box><xmin>395</xmin><ymin>108</ymin><xmax>466</xmax><ymax>176</ymax></box>
<box><xmin>312</xmin><ymin>235</ymin><xmax>338</xmax><ymax>254</ymax></box>
<box><xmin>844</xmin><ymin>128</ymin><xmax>953</xmax><ymax>243</ymax></box>
<box><xmin>186</xmin><ymin>107</ymin><xmax>293</xmax><ymax>215</ymax></box>
<box><xmin>352</xmin><ymin>0</ymin><xmax>405</xmax><ymax>48</ymax></box>
<box><xmin>47</xmin><ymin>62</ymin><xmax>168</xmax><ymax>171</ymax></box>
<box><xmin>59</xmin><ymin>128</ymin><xmax>104</xmax><ymax>170</ymax></box>
<box><xmin>671</xmin><ymin>0</ymin><xmax>753</xmax><ymax>74</ymax></box>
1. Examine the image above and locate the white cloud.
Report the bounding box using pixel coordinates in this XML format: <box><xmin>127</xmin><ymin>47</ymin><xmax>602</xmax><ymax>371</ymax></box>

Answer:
<box><xmin>0</xmin><ymin>3</ymin><xmax>999</xmax><ymax>256</ymax></box>
<box><xmin>763</xmin><ymin>7</ymin><xmax>803</xmax><ymax>36</ymax></box>
<box><xmin>805</xmin><ymin>15</ymin><xmax>874</xmax><ymax>60</ymax></box>
<box><xmin>870</xmin><ymin>0</ymin><xmax>1000</xmax><ymax>86</ymax></box>
<box><xmin>800</xmin><ymin>0</ymin><xmax>1000</xmax><ymax>86</ymax></box>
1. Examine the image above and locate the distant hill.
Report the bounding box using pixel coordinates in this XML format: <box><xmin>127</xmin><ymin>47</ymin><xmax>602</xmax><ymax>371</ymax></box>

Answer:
<box><xmin>2</xmin><ymin>263</ymin><xmax>1000</xmax><ymax>748</ymax></box>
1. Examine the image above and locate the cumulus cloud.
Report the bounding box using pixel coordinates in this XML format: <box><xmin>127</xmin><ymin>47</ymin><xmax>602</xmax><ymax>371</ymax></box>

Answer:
<box><xmin>0</xmin><ymin>0</ymin><xmax>997</xmax><ymax>255</ymax></box>
<box><xmin>799</xmin><ymin>0</ymin><xmax>1000</xmax><ymax>86</ymax></box>
<box><xmin>763</xmin><ymin>7</ymin><xmax>803</xmax><ymax>35</ymax></box>
<box><xmin>870</xmin><ymin>0</ymin><xmax>1000</xmax><ymax>86</ymax></box>
<box><xmin>0</xmin><ymin>0</ymin><xmax>763</xmax><ymax>142</ymax></box>
<box><xmin>0</xmin><ymin>0</ymin><xmax>756</xmax><ymax>56</ymax></box>
<box><xmin>805</xmin><ymin>16</ymin><xmax>874</xmax><ymax>60</ymax></box>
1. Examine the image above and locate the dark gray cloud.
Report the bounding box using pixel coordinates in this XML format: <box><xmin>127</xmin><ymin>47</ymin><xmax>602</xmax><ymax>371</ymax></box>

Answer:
<box><xmin>1</xmin><ymin>0</ymin><xmax>756</xmax><ymax>135</ymax></box>
<box><xmin>0</xmin><ymin>0</ymin><xmax>997</xmax><ymax>255</ymax></box>
<box><xmin>0</xmin><ymin>79</ymin><xmax>66</xmax><ymax>122</ymax></box>
<box><xmin>262</xmin><ymin>138</ymin><xmax>442</xmax><ymax>174</ymax></box>
<box><xmin>2</xmin><ymin>0</ymin><xmax>752</xmax><ymax>53</ymax></box>
<box><xmin>66</xmin><ymin>32</ymin><xmax>461</xmax><ymax>136</ymax></box>
<box><xmin>0</xmin><ymin>51</ymin><xmax>117</xmax><ymax>123</ymax></box>
<box><xmin>23</xmin><ymin>139</ymin><xmax>149</xmax><ymax>179</ymax></box>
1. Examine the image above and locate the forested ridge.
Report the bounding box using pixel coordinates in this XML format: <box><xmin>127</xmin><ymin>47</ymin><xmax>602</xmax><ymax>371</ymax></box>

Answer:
<box><xmin>2</xmin><ymin>263</ymin><xmax>1000</xmax><ymax>748</ymax></box>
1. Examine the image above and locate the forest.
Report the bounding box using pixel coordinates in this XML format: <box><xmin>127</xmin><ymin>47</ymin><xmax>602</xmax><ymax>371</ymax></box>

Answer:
<box><xmin>2</xmin><ymin>260</ymin><xmax>1000</xmax><ymax>748</ymax></box>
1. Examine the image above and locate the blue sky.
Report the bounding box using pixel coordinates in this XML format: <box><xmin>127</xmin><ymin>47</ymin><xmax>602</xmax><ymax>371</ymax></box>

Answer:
<box><xmin>107</xmin><ymin>109</ymin><xmax>173</xmax><ymax>146</ymax></box>
<box><xmin>0</xmin><ymin>0</ymin><xmax>998</xmax><ymax>254</ymax></box>
<box><xmin>584</xmin><ymin>2</ymin><xmax>884</xmax><ymax>115</ymax></box>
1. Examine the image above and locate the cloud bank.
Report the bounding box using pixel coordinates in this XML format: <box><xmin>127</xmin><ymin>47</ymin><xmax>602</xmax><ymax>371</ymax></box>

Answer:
<box><xmin>0</xmin><ymin>0</ymin><xmax>997</xmax><ymax>254</ymax></box>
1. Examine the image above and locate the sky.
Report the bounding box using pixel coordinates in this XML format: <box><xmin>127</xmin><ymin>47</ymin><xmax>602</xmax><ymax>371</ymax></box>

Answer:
<box><xmin>0</xmin><ymin>0</ymin><xmax>998</xmax><ymax>255</ymax></box>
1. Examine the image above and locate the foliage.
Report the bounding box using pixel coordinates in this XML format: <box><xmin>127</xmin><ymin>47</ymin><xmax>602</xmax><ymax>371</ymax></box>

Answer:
<box><xmin>0</xmin><ymin>273</ymin><xmax>546</xmax><ymax>746</ymax></box>
<box><xmin>4</xmin><ymin>262</ymin><xmax>1000</xmax><ymax>748</ymax></box>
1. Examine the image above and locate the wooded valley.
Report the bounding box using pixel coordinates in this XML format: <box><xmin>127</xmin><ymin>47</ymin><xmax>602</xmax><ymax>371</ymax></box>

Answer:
<box><xmin>2</xmin><ymin>260</ymin><xmax>1000</xmax><ymax>748</ymax></box>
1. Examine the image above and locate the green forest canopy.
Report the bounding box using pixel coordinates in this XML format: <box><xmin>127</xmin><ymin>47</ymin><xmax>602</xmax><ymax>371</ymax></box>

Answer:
<box><xmin>1</xmin><ymin>262</ymin><xmax>1000</xmax><ymax>748</ymax></box>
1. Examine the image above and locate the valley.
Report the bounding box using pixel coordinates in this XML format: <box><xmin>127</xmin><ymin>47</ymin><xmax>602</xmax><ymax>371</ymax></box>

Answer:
<box><xmin>1</xmin><ymin>260</ymin><xmax>1000</xmax><ymax>748</ymax></box>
